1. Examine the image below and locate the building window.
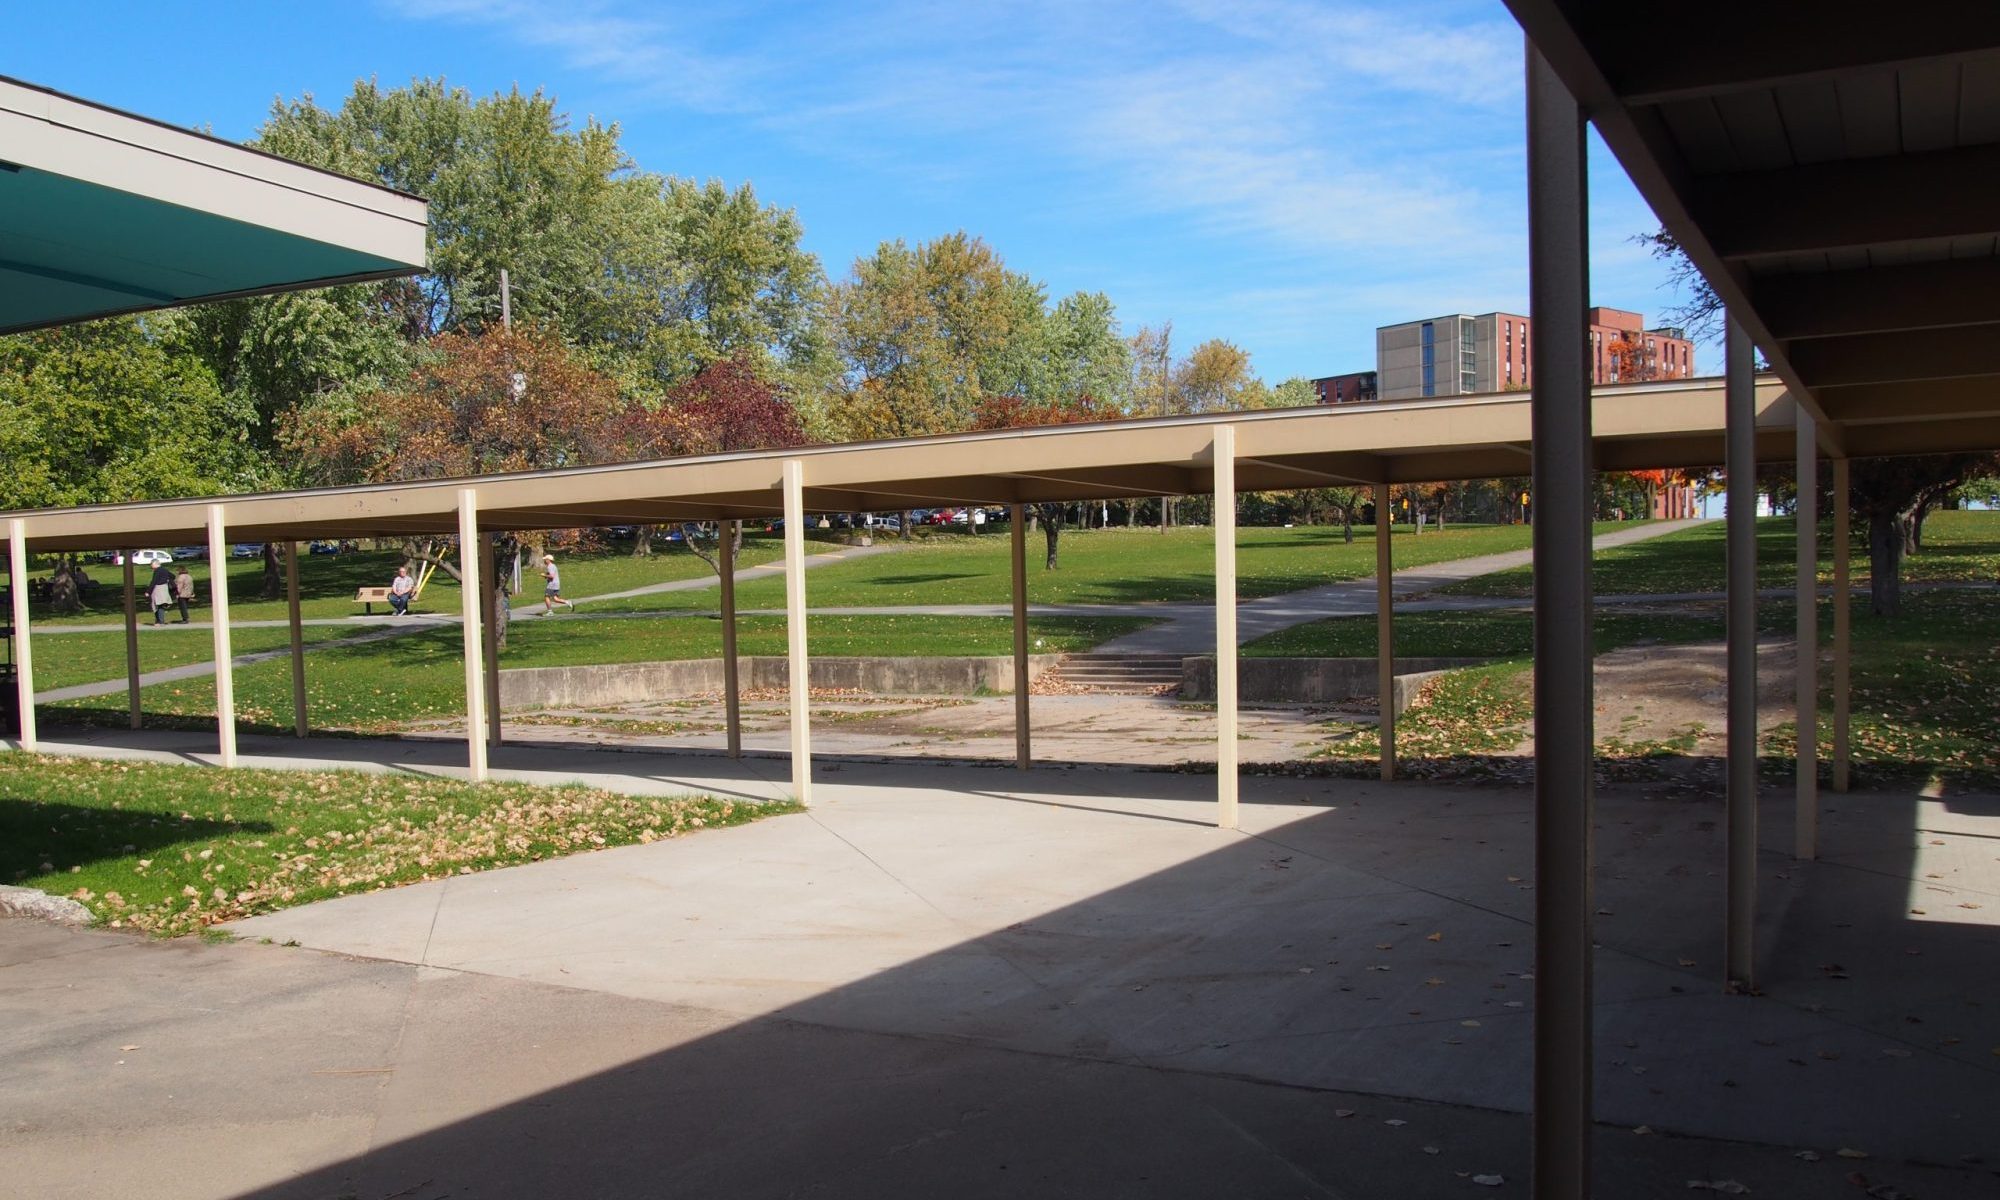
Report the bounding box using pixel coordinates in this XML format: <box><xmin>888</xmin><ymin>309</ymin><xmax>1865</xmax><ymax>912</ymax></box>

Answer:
<box><xmin>1421</xmin><ymin>321</ymin><xmax>1435</xmax><ymax>397</ymax></box>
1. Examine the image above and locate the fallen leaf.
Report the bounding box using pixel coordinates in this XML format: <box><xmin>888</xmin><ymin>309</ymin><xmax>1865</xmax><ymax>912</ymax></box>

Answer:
<box><xmin>1472</xmin><ymin>1175</ymin><xmax>1504</xmax><ymax>1187</ymax></box>
<box><xmin>1836</xmin><ymin>1148</ymin><xmax>1869</xmax><ymax>1160</ymax></box>
<box><xmin>1385</xmin><ymin>1118</ymin><xmax>1407</xmax><ymax>1127</ymax></box>
<box><xmin>1422</xmin><ymin>1145</ymin><xmax>1440</xmax><ymax>1155</ymax></box>
<box><xmin>1334</xmin><ymin>1109</ymin><xmax>1356</xmax><ymax>1118</ymax></box>
<box><xmin>118</xmin><ymin>1044</ymin><xmax>138</xmax><ymax>1052</ymax></box>
<box><xmin>1426</xmin><ymin>931</ymin><xmax>1443</xmax><ymax>942</ymax></box>
<box><xmin>1686</xmin><ymin>1182</ymin><xmax>1749</xmax><ymax>1195</ymax></box>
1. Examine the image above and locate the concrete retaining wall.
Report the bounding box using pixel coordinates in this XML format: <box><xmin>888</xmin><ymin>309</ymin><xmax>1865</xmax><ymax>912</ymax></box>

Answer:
<box><xmin>499</xmin><ymin>655</ymin><xmax>1064</xmax><ymax>711</ymax></box>
<box><xmin>1180</xmin><ymin>656</ymin><xmax>1491</xmax><ymax>713</ymax></box>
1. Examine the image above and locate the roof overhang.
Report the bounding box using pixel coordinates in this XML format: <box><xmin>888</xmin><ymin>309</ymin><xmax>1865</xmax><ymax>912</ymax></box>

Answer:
<box><xmin>0</xmin><ymin>75</ymin><xmax>427</xmax><ymax>334</ymax></box>
<box><xmin>1</xmin><ymin>378</ymin><xmax>1809</xmax><ymax>552</ymax></box>
<box><xmin>1501</xmin><ymin>1</ymin><xmax>2000</xmax><ymax>461</ymax></box>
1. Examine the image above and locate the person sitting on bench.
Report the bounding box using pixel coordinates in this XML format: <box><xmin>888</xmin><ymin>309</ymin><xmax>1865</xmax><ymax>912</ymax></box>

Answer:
<box><xmin>388</xmin><ymin>566</ymin><xmax>416</xmax><ymax>616</ymax></box>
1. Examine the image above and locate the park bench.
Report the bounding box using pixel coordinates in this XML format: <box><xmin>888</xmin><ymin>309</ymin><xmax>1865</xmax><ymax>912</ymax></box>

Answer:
<box><xmin>354</xmin><ymin>586</ymin><xmax>399</xmax><ymax>615</ymax></box>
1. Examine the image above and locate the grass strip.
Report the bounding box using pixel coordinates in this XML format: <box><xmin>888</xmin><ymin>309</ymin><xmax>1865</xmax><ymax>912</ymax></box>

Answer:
<box><xmin>0</xmin><ymin>752</ymin><xmax>799</xmax><ymax>936</ymax></box>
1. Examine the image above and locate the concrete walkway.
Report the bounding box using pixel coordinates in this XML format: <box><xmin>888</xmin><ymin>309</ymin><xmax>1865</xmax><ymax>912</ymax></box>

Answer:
<box><xmin>3</xmin><ymin>739</ymin><xmax>1994</xmax><ymax>1198</ymax></box>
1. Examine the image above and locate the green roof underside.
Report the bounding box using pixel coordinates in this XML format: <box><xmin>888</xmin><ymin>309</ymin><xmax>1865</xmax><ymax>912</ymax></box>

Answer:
<box><xmin>0</xmin><ymin>164</ymin><xmax>411</xmax><ymax>334</ymax></box>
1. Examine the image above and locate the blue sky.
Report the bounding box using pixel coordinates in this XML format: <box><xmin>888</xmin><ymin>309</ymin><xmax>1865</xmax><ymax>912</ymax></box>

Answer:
<box><xmin>13</xmin><ymin>0</ymin><xmax>1702</xmax><ymax>381</ymax></box>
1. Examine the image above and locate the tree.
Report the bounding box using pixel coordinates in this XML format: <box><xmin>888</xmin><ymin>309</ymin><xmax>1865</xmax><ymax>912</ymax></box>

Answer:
<box><xmin>971</xmin><ymin>393</ymin><xmax>1124</xmax><ymax>569</ymax></box>
<box><xmin>826</xmin><ymin>232</ymin><xmax>1035</xmax><ymax>443</ymax></box>
<box><xmin>0</xmin><ymin>319</ymin><xmax>262</xmax><ymax>512</ymax></box>
<box><xmin>609</xmin><ymin>354</ymin><xmax>807</xmax><ymax>557</ymax></box>
<box><xmin>282</xmin><ymin>327</ymin><xmax>623</xmax><ymax>486</ymax></box>
<box><xmin>1174</xmin><ymin>339</ymin><xmax>1255</xmax><ymax>413</ymax></box>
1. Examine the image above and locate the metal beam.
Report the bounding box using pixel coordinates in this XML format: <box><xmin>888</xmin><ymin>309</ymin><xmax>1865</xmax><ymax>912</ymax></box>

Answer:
<box><xmin>1818</xmin><ymin>376</ymin><xmax>2000</xmax><ymax>425</ymax></box>
<box><xmin>205</xmin><ymin>504</ymin><xmax>236</xmax><ymax>768</ymax></box>
<box><xmin>1725</xmin><ymin>315</ymin><xmax>1759</xmax><ymax>994</ymax></box>
<box><xmin>1589</xmin><ymin>9</ymin><xmax>2000</xmax><ymax>106</ymax></box>
<box><xmin>1237</xmin><ymin>453</ymin><xmax>1385</xmax><ymax>487</ymax></box>
<box><xmin>720</xmin><ymin>520</ymin><xmax>742</xmax><ymax>759</ymax></box>
<box><xmin>1700</xmin><ymin>144</ymin><xmax>2000</xmax><ymax>261</ymax></box>
<box><xmin>456</xmin><ymin>489</ymin><xmax>488</xmax><ymax>783</ymax></box>
<box><xmin>286</xmin><ymin>541</ymin><xmax>306</xmax><ymax>739</ymax></box>
<box><xmin>122</xmin><ymin>552</ymin><xmax>140</xmax><ymax>730</ymax></box>
<box><xmin>482</xmin><ymin>536</ymin><xmax>502</xmax><ymax>748</ymax></box>
<box><xmin>1527</xmin><ymin>44</ymin><xmax>1593</xmax><ymax>1200</ymax></box>
<box><xmin>1011</xmin><ymin>503</ymin><xmax>1030</xmax><ymax>771</ymax></box>
<box><xmin>1796</xmin><ymin>415</ymin><xmax>1819</xmax><ymax>860</ymax></box>
<box><xmin>783</xmin><ymin>460</ymin><xmax>813</xmax><ymax>805</ymax></box>
<box><xmin>1760</xmin><ymin>259</ymin><xmax>2000</xmax><ymax>341</ymax></box>
<box><xmin>1832</xmin><ymin>459</ymin><xmax>1852</xmax><ymax>793</ymax></box>
<box><xmin>1375</xmin><ymin>483</ymin><xmax>1395</xmax><ymax>782</ymax></box>
<box><xmin>1213</xmin><ymin>426</ymin><xmax>1239</xmax><ymax>830</ymax></box>
<box><xmin>8</xmin><ymin>520</ymin><xmax>35</xmax><ymax>752</ymax></box>
<box><xmin>1788</xmin><ymin>326</ymin><xmax>2000</xmax><ymax>388</ymax></box>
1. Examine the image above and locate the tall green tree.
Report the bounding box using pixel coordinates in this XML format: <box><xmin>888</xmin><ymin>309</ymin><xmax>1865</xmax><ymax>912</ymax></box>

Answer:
<box><xmin>0</xmin><ymin>320</ymin><xmax>261</xmax><ymax>511</ymax></box>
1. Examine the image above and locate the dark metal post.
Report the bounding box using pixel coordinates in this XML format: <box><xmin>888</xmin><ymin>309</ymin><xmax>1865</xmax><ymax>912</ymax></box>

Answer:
<box><xmin>720</xmin><ymin>520</ymin><xmax>742</xmax><ymax>758</ymax></box>
<box><xmin>1725</xmin><ymin>316</ymin><xmax>1758</xmax><ymax>991</ymax></box>
<box><xmin>1527</xmin><ymin>42</ymin><xmax>1594</xmax><ymax>1199</ymax></box>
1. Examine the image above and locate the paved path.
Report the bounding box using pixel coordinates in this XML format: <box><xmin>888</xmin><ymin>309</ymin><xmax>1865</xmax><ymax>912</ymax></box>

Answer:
<box><xmin>4</xmin><ymin>734</ymin><xmax>1995</xmax><ymax>1198</ymax></box>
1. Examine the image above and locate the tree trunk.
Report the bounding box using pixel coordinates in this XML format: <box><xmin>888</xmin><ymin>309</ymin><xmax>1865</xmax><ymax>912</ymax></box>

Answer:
<box><xmin>490</xmin><ymin>536</ymin><xmax>516</xmax><ymax>652</ymax></box>
<box><xmin>1869</xmin><ymin>510</ymin><xmax>1903</xmax><ymax>616</ymax></box>
<box><xmin>902</xmin><ymin>510</ymin><xmax>913</xmax><ymax>539</ymax></box>
<box><xmin>261</xmin><ymin>543</ymin><xmax>283</xmax><ymax>600</ymax></box>
<box><xmin>49</xmin><ymin>557</ymin><xmax>82</xmax><ymax>615</ymax></box>
<box><xmin>1342</xmin><ymin>511</ymin><xmax>1354</xmax><ymax>543</ymax></box>
<box><xmin>634</xmin><ymin>525</ymin><xmax>655</xmax><ymax>557</ymax></box>
<box><xmin>1039</xmin><ymin>503</ymin><xmax>1062</xmax><ymax>569</ymax></box>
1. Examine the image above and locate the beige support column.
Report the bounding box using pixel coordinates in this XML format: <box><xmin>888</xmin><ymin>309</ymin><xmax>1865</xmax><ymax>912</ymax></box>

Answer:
<box><xmin>720</xmin><ymin>520</ymin><xmax>742</xmax><ymax>758</ymax></box>
<box><xmin>1214</xmin><ymin>425</ymin><xmax>1239</xmax><ymax>830</ymax></box>
<box><xmin>1011</xmin><ymin>503</ymin><xmax>1030</xmax><ymax>771</ymax></box>
<box><xmin>1375</xmin><ymin>482</ymin><xmax>1395</xmax><ymax>781</ymax></box>
<box><xmin>1795</xmin><ymin>414</ymin><xmax>1819</xmax><ymax>860</ymax></box>
<box><xmin>482</xmin><ymin>535</ymin><xmax>503</xmax><ymax>748</ymax></box>
<box><xmin>1832</xmin><ymin>458</ymin><xmax>1851</xmax><ymax>793</ymax></box>
<box><xmin>286</xmin><ymin>542</ymin><xmax>307</xmax><ymax>738</ymax></box>
<box><xmin>205</xmin><ymin>505</ymin><xmax>237</xmax><ymax>767</ymax></box>
<box><xmin>123</xmin><ymin>552</ymin><xmax>141</xmax><ymax>730</ymax></box>
<box><xmin>457</xmin><ymin>489</ymin><xmax>488</xmax><ymax>782</ymax></box>
<box><xmin>7</xmin><ymin>520</ymin><xmax>35</xmax><ymax>752</ymax></box>
<box><xmin>782</xmin><ymin>461</ymin><xmax>813</xmax><ymax>804</ymax></box>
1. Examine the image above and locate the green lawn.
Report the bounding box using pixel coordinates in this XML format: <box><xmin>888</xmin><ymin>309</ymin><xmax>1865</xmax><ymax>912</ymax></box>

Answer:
<box><xmin>0</xmin><ymin>752</ymin><xmax>797</xmax><ymax>935</ymax></box>
<box><xmin>1439</xmin><ymin>510</ymin><xmax>2000</xmax><ymax>598</ymax></box>
<box><xmin>591</xmin><ymin>522</ymin><xmax>1641</xmax><ymax>614</ymax></box>
<box><xmin>1243</xmin><ymin>606</ymin><xmax>1744</xmax><ymax>658</ymax></box>
<box><xmin>43</xmin><ymin>613</ymin><xmax>1151</xmax><ymax>734</ymax></box>
<box><xmin>4</xmin><ymin>536</ymin><xmax>793</xmax><ymax>628</ymax></box>
<box><xmin>1275</xmin><ymin>585</ymin><xmax>2000</xmax><ymax>787</ymax></box>
<box><xmin>28</xmin><ymin>625</ymin><xmax>364</xmax><ymax>694</ymax></box>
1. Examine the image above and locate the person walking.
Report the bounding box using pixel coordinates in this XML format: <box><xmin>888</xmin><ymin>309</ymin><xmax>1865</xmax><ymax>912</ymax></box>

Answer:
<box><xmin>540</xmin><ymin>553</ymin><xmax>575</xmax><ymax>614</ymax></box>
<box><xmin>172</xmin><ymin>564</ymin><xmax>195</xmax><ymax>623</ymax></box>
<box><xmin>148</xmin><ymin>562</ymin><xmax>174</xmax><ymax>626</ymax></box>
<box><xmin>388</xmin><ymin>565</ymin><xmax>415</xmax><ymax>616</ymax></box>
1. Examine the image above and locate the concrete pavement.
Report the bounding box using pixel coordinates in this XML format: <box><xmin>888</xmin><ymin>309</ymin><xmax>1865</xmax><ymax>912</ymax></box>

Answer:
<box><xmin>5</xmin><ymin>743</ymin><xmax>1994</xmax><ymax>1197</ymax></box>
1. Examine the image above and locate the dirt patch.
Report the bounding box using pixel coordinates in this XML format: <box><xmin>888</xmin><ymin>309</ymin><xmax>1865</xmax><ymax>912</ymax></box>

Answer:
<box><xmin>1591</xmin><ymin>638</ymin><xmax>1796</xmax><ymax>752</ymax></box>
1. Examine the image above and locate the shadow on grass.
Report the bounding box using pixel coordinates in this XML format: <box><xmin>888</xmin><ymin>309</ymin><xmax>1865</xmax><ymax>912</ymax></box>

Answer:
<box><xmin>0</xmin><ymin>797</ymin><xmax>270</xmax><ymax>880</ymax></box>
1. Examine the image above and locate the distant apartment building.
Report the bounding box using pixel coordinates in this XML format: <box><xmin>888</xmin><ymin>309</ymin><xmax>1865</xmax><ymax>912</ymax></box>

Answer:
<box><xmin>1375</xmin><ymin>307</ymin><xmax>1695</xmax><ymax>401</ymax></box>
<box><xmin>1311</xmin><ymin>370</ymin><xmax>1378</xmax><ymax>405</ymax></box>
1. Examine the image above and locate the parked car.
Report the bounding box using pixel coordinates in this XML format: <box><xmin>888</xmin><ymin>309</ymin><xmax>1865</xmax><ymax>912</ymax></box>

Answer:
<box><xmin>861</xmin><ymin>514</ymin><xmax>900</xmax><ymax>531</ymax></box>
<box><xmin>307</xmin><ymin>540</ymin><xmax>341</xmax><ymax>555</ymax></box>
<box><xmin>174</xmin><ymin>545</ymin><xmax>208</xmax><ymax>561</ymax></box>
<box><xmin>112</xmin><ymin>549</ymin><xmax>174</xmax><ymax>566</ymax></box>
<box><xmin>230</xmin><ymin>543</ymin><xmax>262</xmax><ymax>558</ymax></box>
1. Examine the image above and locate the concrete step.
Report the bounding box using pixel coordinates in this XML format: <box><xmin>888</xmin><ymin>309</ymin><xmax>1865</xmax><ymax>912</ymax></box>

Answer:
<box><xmin>1043</xmin><ymin>652</ymin><xmax>1186</xmax><ymax>695</ymax></box>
